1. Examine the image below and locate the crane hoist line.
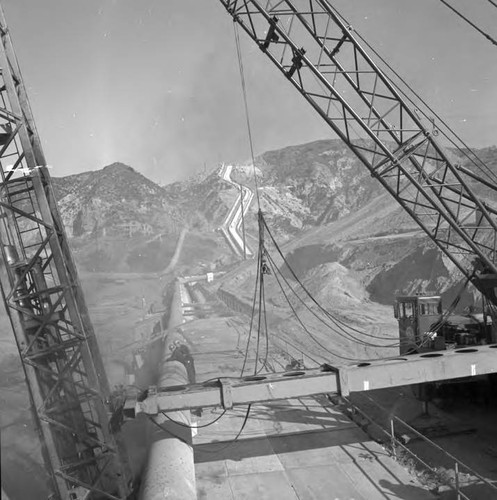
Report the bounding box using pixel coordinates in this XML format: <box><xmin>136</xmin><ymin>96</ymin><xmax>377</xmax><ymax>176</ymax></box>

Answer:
<box><xmin>218</xmin><ymin>0</ymin><xmax>497</xmax><ymax>309</ymax></box>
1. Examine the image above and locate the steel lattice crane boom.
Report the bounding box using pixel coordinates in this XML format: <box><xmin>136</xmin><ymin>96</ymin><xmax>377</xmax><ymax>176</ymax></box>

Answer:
<box><xmin>0</xmin><ymin>7</ymin><xmax>130</xmax><ymax>500</ymax></box>
<box><xmin>217</xmin><ymin>0</ymin><xmax>497</xmax><ymax>309</ymax></box>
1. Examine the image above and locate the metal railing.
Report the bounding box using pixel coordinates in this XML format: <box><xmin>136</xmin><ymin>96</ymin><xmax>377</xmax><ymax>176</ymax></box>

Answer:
<box><xmin>342</xmin><ymin>395</ymin><xmax>497</xmax><ymax>499</ymax></box>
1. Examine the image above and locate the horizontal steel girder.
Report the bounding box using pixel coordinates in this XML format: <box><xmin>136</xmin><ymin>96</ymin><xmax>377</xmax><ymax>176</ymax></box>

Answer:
<box><xmin>338</xmin><ymin>344</ymin><xmax>497</xmax><ymax>396</ymax></box>
<box><xmin>127</xmin><ymin>344</ymin><xmax>497</xmax><ymax>415</ymax></box>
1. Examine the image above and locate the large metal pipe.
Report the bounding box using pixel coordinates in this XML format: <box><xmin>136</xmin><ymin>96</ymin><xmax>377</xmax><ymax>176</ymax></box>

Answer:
<box><xmin>167</xmin><ymin>280</ymin><xmax>184</xmax><ymax>329</ymax></box>
<box><xmin>138</xmin><ymin>280</ymin><xmax>196</xmax><ymax>500</ymax></box>
<box><xmin>138</xmin><ymin>359</ymin><xmax>195</xmax><ymax>500</ymax></box>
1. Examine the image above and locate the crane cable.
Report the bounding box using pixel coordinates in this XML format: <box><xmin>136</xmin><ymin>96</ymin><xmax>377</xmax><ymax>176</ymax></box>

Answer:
<box><xmin>254</xmin><ymin>211</ymin><xmax>270</xmax><ymax>375</ymax></box>
<box><xmin>234</xmin><ymin>28</ymin><xmax>266</xmax><ymax>370</ymax></box>
<box><xmin>265</xmin><ymin>253</ymin><xmax>369</xmax><ymax>361</ymax></box>
<box><xmin>234</xmin><ymin>21</ymin><xmax>261</xmax><ymax>209</ymax></box>
<box><xmin>263</xmin><ymin>211</ymin><xmax>474</xmax><ymax>352</ymax></box>
<box><xmin>239</xmin><ymin>211</ymin><xmax>272</xmax><ymax>376</ymax></box>
<box><xmin>265</xmin><ymin>250</ymin><xmax>404</xmax><ymax>351</ymax></box>
<box><xmin>240</xmin><ymin>241</ymin><xmax>262</xmax><ymax>376</ymax></box>
<box><xmin>262</xmin><ymin>217</ymin><xmax>405</xmax><ymax>342</ymax></box>
<box><xmin>256</xmin><ymin>248</ymin><xmax>271</xmax><ymax>374</ymax></box>
<box><xmin>439</xmin><ymin>0</ymin><xmax>497</xmax><ymax>47</ymax></box>
<box><xmin>266</xmin><ymin>248</ymin><xmax>431</xmax><ymax>360</ymax></box>
<box><xmin>264</xmin><ymin>245</ymin><xmax>431</xmax><ymax>351</ymax></box>
<box><xmin>254</xmin><ymin>214</ymin><xmax>264</xmax><ymax>374</ymax></box>
<box><xmin>235</xmin><ymin>18</ymin><xmax>275</xmax><ymax>375</ymax></box>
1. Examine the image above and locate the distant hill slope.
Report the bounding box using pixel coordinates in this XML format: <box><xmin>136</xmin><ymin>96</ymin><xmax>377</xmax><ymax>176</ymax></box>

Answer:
<box><xmin>162</xmin><ymin>139</ymin><xmax>387</xmax><ymax>242</ymax></box>
<box><xmin>48</xmin><ymin>143</ymin><xmax>495</xmax><ymax>294</ymax></box>
<box><xmin>197</xmin><ymin>141</ymin><xmax>496</xmax><ymax>309</ymax></box>
<box><xmin>258</xmin><ymin>139</ymin><xmax>383</xmax><ymax>225</ymax></box>
<box><xmin>51</xmin><ymin>163</ymin><xmax>229</xmax><ymax>273</ymax></box>
<box><xmin>164</xmin><ymin>140</ymin><xmax>496</xmax><ymax>243</ymax></box>
<box><xmin>52</xmin><ymin>162</ymin><xmax>179</xmax><ymax>238</ymax></box>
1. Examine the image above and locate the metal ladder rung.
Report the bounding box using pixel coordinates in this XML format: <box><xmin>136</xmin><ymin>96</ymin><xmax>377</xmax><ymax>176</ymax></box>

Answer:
<box><xmin>19</xmin><ymin>226</ymin><xmax>40</xmax><ymax>235</ymax></box>
<box><xmin>7</xmin><ymin>186</ymin><xmax>34</xmax><ymax>197</ymax></box>
<box><xmin>14</xmin><ymin>210</ymin><xmax>36</xmax><ymax>218</ymax></box>
<box><xmin>12</xmin><ymin>196</ymin><xmax>34</xmax><ymax>203</ymax></box>
<box><xmin>22</xmin><ymin>242</ymin><xmax>43</xmax><ymax>250</ymax></box>
<box><xmin>13</xmin><ymin>200</ymin><xmax>36</xmax><ymax>209</ymax></box>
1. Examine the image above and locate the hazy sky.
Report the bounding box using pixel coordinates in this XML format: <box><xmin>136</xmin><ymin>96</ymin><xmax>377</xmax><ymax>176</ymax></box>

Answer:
<box><xmin>3</xmin><ymin>0</ymin><xmax>496</xmax><ymax>184</ymax></box>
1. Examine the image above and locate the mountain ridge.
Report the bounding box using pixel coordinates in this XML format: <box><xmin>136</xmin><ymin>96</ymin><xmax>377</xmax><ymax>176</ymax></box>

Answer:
<box><xmin>49</xmin><ymin>142</ymin><xmax>496</xmax><ymax>302</ymax></box>
<box><xmin>52</xmin><ymin>162</ymin><xmax>180</xmax><ymax>238</ymax></box>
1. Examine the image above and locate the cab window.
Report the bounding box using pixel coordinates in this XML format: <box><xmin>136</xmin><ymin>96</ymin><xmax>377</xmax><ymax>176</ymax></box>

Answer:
<box><xmin>402</xmin><ymin>302</ymin><xmax>414</xmax><ymax>318</ymax></box>
<box><xmin>419</xmin><ymin>301</ymin><xmax>441</xmax><ymax>315</ymax></box>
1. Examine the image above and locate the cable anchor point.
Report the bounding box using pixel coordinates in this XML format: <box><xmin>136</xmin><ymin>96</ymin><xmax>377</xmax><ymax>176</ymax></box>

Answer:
<box><xmin>261</xmin><ymin>16</ymin><xmax>279</xmax><ymax>51</ymax></box>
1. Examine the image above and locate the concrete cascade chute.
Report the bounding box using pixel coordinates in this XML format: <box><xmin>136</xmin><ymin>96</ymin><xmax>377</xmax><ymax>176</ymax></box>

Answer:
<box><xmin>217</xmin><ymin>163</ymin><xmax>254</xmax><ymax>259</ymax></box>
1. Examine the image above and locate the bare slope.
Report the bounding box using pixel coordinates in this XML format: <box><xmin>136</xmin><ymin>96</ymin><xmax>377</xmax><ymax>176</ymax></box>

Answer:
<box><xmin>52</xmin><ymin>162</ymin><xmax>178</xmax><ymax>237</ymax></box>
<box><xmin>51</xmin><ymin>163</ymin><xmax>230</xmax><ymax>273</ymax></box>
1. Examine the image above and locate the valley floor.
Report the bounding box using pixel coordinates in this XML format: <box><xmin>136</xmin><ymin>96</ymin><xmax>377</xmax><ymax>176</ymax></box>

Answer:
<box><xmin>1</xmin><ymin>270</ymin><xmax>496</xmax><ymax>499</ymax></box>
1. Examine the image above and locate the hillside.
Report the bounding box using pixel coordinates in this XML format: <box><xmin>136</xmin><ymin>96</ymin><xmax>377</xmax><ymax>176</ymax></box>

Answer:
<box><xmin>45</xmin><ymin>143</ymin><xmax>496</xmax><ymax>292</ymax></box>
<box><xmin>196</xmin><ymin>141</ymin><xmax>497</xmax><ymax>317</ymax></box>
<box><xmin>50</xmin><ymin>163</ymin><xmax>231</xmax><ymax>273</ymax></box>
<box><xmin>2</xmin><ymin>140</ymin><xmax>492</xmax><ymax>300</ymax></box>
<box><xmin>258</xmin><ymin>139</ymin><xmax>383</xmax><ymax>225</ymax></box>
<box><xmin>165</xmin><ymin>141</ymin><xmax>497</xmax><ymax>243</ymax></box>
<box><xmin>52</xmin><ymin>162</ymin><xmax>179</xmax><ymax>238</ymax></box>
<box><xmin>163</xmin><ymin>140</ymin><xmax>386</xmax><ymax>241</ymax></box>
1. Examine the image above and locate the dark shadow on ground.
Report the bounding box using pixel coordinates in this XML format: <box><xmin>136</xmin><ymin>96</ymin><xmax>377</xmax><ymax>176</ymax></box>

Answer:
<box><xmin>379</xmin><ymin>479</ymin><xmax>435</xmax><ymax>499</ymax></box>
<box><xmin>244</xmin><ymin>395</ymin><xmax>352</xmax><ymax>426</ymax></box>
<box><xmin>194</xmin><ymin>425</ymin><xmax>367</xmax><ymax>464</ymax></box>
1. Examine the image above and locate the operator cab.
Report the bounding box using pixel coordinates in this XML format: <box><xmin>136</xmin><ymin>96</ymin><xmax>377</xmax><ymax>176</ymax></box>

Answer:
<box><xmin>394</xmin><ymin>293</ymin><xmax>493</xmax><ymax>354</ymax></box>
<box><xmin>394</xmin><ymin>294</ymin><xmax>443</xmax><ymax>355</ymax></box>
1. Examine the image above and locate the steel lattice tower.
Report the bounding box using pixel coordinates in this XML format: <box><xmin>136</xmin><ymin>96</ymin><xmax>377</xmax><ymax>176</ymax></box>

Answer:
<box><xmin>218</xmin><ymin>0</ymin><xmax>497</xmax><ymax>305</ymax></box>
<box><xmin>0</xmin><ymin>6</ymin><xmax>130</xmax><ymax>499</ymax></box>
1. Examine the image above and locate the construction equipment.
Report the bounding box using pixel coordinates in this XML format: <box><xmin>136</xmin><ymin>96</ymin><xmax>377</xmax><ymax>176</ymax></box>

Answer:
<box><xmin>0</xmin><ymin>6</ymin><xmax>130</xmax><ymax>500</ymax></box>
<box><xmin>394</xmin><ymin>293</ymin><xmax>493</xmax><ymax>354</ymax></box>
